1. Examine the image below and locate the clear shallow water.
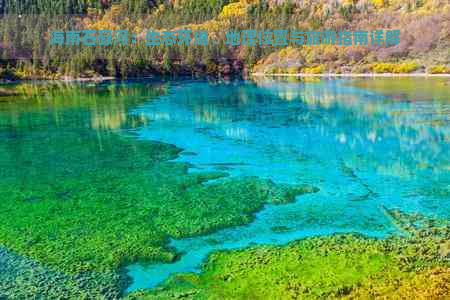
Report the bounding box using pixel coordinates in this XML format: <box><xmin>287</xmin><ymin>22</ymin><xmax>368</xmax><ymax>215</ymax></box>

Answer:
<box><xmin>0</xmin><ymin>78</ymin><xmax>448</xmax><ymax>293</ymax></box>
<box><xmin>127</xmin><ymin>78</ymin><xmax>450</xmax><ymax>291</ymax></box>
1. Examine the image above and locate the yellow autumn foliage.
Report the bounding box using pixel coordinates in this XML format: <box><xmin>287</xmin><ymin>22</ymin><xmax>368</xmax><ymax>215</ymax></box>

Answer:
<box><xmin>302</xmin><ymin>64</ymin><xmax>326</xmax><ymax>74</ymax></box>
<box><xmin>371</xmin><ymin>62</ymin><xmax>419</xmax><ymax>73</ymax></box>
<box><xmin>428</xmin><ymin>65</ymin><xmax>450</xmax><ymax>74</ymax></box>
<box><xmin>220</xmin><ymin>2</ymin><xmax>247</xmax><ymax>17</ymax></box>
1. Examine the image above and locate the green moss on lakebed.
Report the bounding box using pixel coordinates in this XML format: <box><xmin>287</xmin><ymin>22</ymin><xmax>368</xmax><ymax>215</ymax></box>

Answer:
<box><xmin>0</xmin><ymin>131</ymin><xmax>316</xmax><ymax>275</ymax></box>
<box><xmin>129</xmin><ymin>212</ymin><xmax>450</xmax><ymax>300</ymax></box>
<box><xmin>0</xmin><ymin>82</ymin><xmax>319</xmax><ymax>297</ymax></box>
<box><xmin>0</xmin><ymin>245</ymin><xmax>125</xmax><ymax>299</ymax></box>
<box><xmin>2</xmin><ymin>82</ymin><xmax>449</xmax><ymax>299</ymax></box>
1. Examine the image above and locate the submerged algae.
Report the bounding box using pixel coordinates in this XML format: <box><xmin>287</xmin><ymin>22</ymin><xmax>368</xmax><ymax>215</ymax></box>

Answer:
<box><xmin>0</xmin><ymin>81</ymin><xmax>318</xmax><ymax>298</ymax></box>
<box><xmin>0</xmin><ymin>246</ymin><xmax>124</xmax><ymax>299</ymax></box>
<box><xmin>2</xmin><ymin>79</ymin><xmax>449</xmax><ymax>299</ymax></box>
<box><xmin>0</xmin><ymin>117</ymin><xmax>314</xmax><ymax>274</ymax></box>
<box><xmin>345</xmin><ymin>267</ymin><xmax>450</xmax><ymax>299</ymax></box>
<box><xmin>128</xmin><ymin>212</ymin><xmax>450</xmax><ymax>300</ymax></box>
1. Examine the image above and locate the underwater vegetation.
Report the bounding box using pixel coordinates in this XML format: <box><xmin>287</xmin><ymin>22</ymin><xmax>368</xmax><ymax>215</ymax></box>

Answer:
<box><xmin>0</xmin><ymin>82</ymin><xmax>317</xmax><ymax>298</ymax></box>
<box><xmin>0</xmin><ymin>246</ymin><xmax>124</xmax><ymax>299</ymax></box>
<box><xmin>0</xmin><ymin>129</ymin><xmax>315</xmax><ymax>275</ymax></box>
<box><xmin>1</xmin><ymin>79</ymin><xmax>449</xmax><ymax>299</ymax></box>
<box><xmin>128</xmin><ymin>211</ymin><xmax>450</xmax><ymax>300</ymax></box>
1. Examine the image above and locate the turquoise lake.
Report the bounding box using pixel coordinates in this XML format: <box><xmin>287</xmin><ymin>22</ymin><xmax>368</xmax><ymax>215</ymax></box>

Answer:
<box><xmin>0</xmin><ymin>78</ymin><xmax>449</xmax><ymax>293</ymax></box>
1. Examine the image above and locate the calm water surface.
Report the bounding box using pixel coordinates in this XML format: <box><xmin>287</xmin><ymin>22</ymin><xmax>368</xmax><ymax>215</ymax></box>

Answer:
<box><xmin>1</xmin><ymin>78</ymin><xmax>449</xmax><ymax>292</ymax></box>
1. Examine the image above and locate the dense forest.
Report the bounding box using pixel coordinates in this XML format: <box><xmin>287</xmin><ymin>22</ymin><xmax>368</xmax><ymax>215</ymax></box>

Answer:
<box><xmin>0</xmin><ymin>0</ymin><xmax>231</xmax><ymax>15</ymax></box>
<box><xmin>0</xmin><ymin>0</ymin><xmax>449</xmax><ymax>79</ymax></box>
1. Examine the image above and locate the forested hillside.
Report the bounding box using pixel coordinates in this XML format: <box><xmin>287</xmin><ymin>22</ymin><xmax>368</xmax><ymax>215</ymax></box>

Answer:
<box><xmin>0</xmin><ymin>0</ymin><xmax>231</xmax><ymax>15</ymax></box>
<box><xmin>0</xmin><ymin>0</ymin><xmax>449</xmax><ymax>79</ymax></box>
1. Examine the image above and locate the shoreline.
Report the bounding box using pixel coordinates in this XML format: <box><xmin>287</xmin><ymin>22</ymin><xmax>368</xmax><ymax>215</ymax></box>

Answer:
<box><xmin>252</xmin><ymin>73</ymin><xmax>450</xmax><ymax>77</ymax></box>
<box><xmin>2</xmin><ymin>73</ymin><xmax>450</xmax><ymax>84</ymax></box>
<box><xmin>59</xmin><ymin>76</ymin><xmax>116</xmax><ymax>82</ymax></box>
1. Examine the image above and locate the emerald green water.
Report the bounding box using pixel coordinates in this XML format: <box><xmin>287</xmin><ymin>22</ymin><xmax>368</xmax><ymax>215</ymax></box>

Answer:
<box><xmin>0</xmin><ymin>78</ymin><xmax>448</xmax><ymax>296</ymax></box>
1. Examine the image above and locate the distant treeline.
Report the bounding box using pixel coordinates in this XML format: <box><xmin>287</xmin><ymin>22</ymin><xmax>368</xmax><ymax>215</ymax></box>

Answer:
<box><xmin>0</xmin><ymin>0</ymin><xmax>230</xmax><ymax>15</ymax></box>
<box><xmin>0</xmin><ymin>0</ymin><xmax>449</xmax><ymax>79</ymax></box>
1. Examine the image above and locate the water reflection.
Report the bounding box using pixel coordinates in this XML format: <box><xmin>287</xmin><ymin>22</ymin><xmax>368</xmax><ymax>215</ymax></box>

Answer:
<box><xmin>127</xmin><ymin>78</ymin><xmax>449</xmax><ymax>291</ymax></box>
<box><xmin>136</xmin><ymin>78</ymin><xmax>449</xmax><ymax>215</ymax></box>
<box><xmin>1</xmin><ymin>78</ymin><xmax>448</xmax><ymax>292</ymax></box>
<box><xmin>256</xmin><ymin>78</ymin><xmax>449</xmax><ymax>179</ymax></box>
<box><xmin>0</xmin><ymin>82</ymin><xmax>167</xmax><ymax>132</ymax></box>
<box><xmin>0</xmin><ymin>81</ymin><xmax>168</xmax><ymax>181</ymax></box>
